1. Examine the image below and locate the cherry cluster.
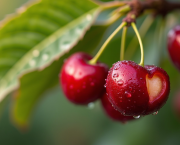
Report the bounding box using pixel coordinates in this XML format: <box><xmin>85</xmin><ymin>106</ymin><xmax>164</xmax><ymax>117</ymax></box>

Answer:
<box><xmin>58</xmin><ymin>16</ymin><xmax>180</xmax><ymax>123</ymax></box>
<box><xmin>59</xmin><ymin>49</ymin><xmax>171</xmax><ymax>123</ymax></box>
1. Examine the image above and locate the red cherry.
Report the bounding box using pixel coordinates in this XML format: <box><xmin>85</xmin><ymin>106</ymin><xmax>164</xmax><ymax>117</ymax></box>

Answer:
<box><xmin>168</xmin><ymin>25</ymin><xmax>180</xmax><ymax>71</ymax></box>
<box><xmin>101</xmin><ymin>93</ymin><xmax>135</xmax><ymax>123</ymax></box>
<box><xmin>106</xmin><ymin>60</ymin><xmax>170</xmax><ymax>116</ymax></box>
<box><xmin>60</xmin><ymin>52</ymin><xmax>108</xmax><ymax>105</ymax></box>
<box><xmin>173</xmin><ymin>92</ymin><xmax>180</xmax><ymax>119</ymax></box>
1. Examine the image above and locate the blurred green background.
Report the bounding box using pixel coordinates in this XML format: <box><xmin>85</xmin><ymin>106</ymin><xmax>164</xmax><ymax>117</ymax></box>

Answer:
<box><xmin>0</xmin><ymin>0</ymin><xmax>180</xmax><ymax>145</ymax></box>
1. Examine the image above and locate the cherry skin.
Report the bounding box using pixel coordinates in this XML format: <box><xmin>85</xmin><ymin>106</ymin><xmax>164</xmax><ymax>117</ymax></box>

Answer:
<box><xmin>101</xmin><ymin>93</ymin><xmax>135</xmax><ymax>123</ymax></box>
<box><xmin>105</xmin><ymin>60</ymin><xmax>170</xmax><ymax>116</ymax></box>
<box><xmin>60</xmin><ymin>52</ymin><xmax>108</xmax><ymax>105</ymax></box>
<box><xmin>168</xmin><ymin>25</ymin><xmax>180</xmax><ymax>71</ymax></box>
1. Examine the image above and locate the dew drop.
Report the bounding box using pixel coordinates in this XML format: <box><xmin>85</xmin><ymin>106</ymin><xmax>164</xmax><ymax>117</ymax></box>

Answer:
<box><xmin>152</xmin><ymin>111</ymin><xmax>158</xmax><ymax>115</ymax></box>
<box><xmin>133</xmin><ymin>115</ymin><xmax>141</xmax><ymax>119</ymax></box>
<box><xmin>77</xmin><ymin>89</ymin><xmax>80</xmax><ymax>93</ymax></box>
<box><xmin>125</xmin><ymin>91</ymin><xmax>132</xmax><ymax>98</ymax></box>
<box><xmin>88</xmin><ymin>102</ymin><xmax>95</xmax><ymax>109</ymax></box>
<box><xmin>33</xmin><ymin>50</ymin><xmax>39</xmax><ymax>57</ymax></box>
<box><xmin>82</xmin><ymin>85</ymin><xmax>86</xmax><ymax>89</ymax></box>
<box><xmin>117</xmin><ymin>80</ymin><xmax>124</xmax><ymax>85</ymax></box>
<box><xmin>113</xmin><ymin>73</ymin><xmax>119</xmax><ymax>78</ymax></box>
<box><xmin>42</xmin><ymin>54</ymin><xmax>49</xmax><ymax>61</ymax></box>
<box><xmin>86</xmin><ymin>14</ymin><xmax>92</xmax><ymax>21</ymax></box>
<box><xmin>29</xmin><ymin>60</ymin><xmax>36</xmax><ymax>66</ymax></box>
<box><xmin>75</xmin><ymin>28</ymin><xmax>82</xmax><ymax>34</ymax></box>
<box><xmin>61</xmin><ymin>43</ymin><xmax>71</xmax><ymax>50</ymax></box>
<box><xmin>120</xmin><ymin>100</ymin><xmax>122</xmax><ymax>103</ymax></box>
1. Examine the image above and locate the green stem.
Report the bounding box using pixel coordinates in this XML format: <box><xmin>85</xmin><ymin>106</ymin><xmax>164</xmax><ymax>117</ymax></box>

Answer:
<box><xmin>120</xmin><ymin>26</ymin><xmax>127</xmax><ymax>61</ymax></box>
<box><xmin>89</xmin><ymin>22</ymin><xmax>127</xmax><ymax>65</ymax></box>
<box><xmin>125</xmin><ymin>15</ymin><xmax>153</xmax><ymax>60</ymax></box>
<box><xmin>131</xmin><ymin>22</ymin><xmax>144</xmax><ymax>67</ymax></box>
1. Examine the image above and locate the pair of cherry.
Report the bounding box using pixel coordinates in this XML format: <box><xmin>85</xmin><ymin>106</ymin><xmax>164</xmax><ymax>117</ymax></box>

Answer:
<box><xmin>60</xmin><ymin>52</ymin><xmax>170</xmax><ymax>122</ymax></box>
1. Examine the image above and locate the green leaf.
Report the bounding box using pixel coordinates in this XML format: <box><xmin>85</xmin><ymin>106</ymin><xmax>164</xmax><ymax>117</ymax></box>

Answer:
<box><xmin>0</xmin><ymin>0</ymin><xmax>99</xmax><ymax>101</ymax></box>
<box><xmin>12</xmin><ymin>24</ymin><xmax>108</xmax><ymax>129</ymax></box>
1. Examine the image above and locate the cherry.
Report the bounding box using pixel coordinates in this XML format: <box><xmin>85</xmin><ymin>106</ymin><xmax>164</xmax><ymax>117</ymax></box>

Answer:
<box><xmin>105</xmin><ymin>60</ymin><xmax>170</xmax><ymax>116</ymax></box>
<box><xmin>60</xmin><ymin>52</ymin><xmax>108</xmax><ymax>105</ymax></box>
<box><xmin>168</xmin><ymin>25</ymin><xmax>180</xmax><ymax>71</ymax></box>
<box><xmin>101</xmin><ymin>93</ymin><xmax>135</xmax><ymax>123</ymax></box>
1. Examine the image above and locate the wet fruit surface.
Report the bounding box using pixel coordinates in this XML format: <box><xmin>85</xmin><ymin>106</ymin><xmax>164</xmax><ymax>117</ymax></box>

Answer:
<box><xmin>168</xmin><ymin>25</ymin><xmax>180</xmax><ymax>71</ymax></box>
<box><xmin>60</xmin><ymin>52</ymin><xmax>108</xmax><ymax>105</ymax></box>
<box><xmin>106</xmin><ymin>61</ymin><xmax>170</xmax><ymax>116</ymax></box>
<box><xmin>101</xmin><ymin>93</ymin><xmax>135</xmax><ymax>123</ymax></box>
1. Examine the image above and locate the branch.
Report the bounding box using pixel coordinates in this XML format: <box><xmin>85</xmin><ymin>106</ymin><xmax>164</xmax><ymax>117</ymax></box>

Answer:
<box><xmin>118</xmin><ymin>0</ymin><xmax>180</xmax><ymax>25</ymax></box>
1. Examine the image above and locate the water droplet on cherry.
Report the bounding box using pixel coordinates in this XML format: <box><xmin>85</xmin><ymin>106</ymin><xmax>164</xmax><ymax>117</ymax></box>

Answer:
<box><xmin>113</xmin><ymin>73</ymin><xmax>119</xmax><ymax>78</ymax></box>
<box><xmin>125</xmin><ymin>91</ymin><xmax>132</xmax><ymax>98</ymax></box>
<box><xmin>133</xmin><ymin>115</ymin><xmax>140</xmax><ymax>119</ymax></box>
<box><xmin>117</xmin><ymin>79</ymin><xmax>124</xmax><ymax>85</ymax></box>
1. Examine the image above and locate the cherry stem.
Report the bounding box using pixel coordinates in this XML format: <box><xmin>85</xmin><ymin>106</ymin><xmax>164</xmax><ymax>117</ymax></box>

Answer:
<box><xmin>125</xmin><ymin>15</ymin><xmax>153</xmax><ymax>60</ymax></box>
<box><xmin>120</xmin><ymin>26</ymin><xmax>128</xmax><ymax>61</ymax></box>
<box><xmin>89</xmin><ymin>22</ymin><xmax>127</xmax><ymax>65</ymax></box>
<box><xmin>131</xmin><ymin>22</ymin><xmax>144</xmax><ymax>67</ymax></box>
